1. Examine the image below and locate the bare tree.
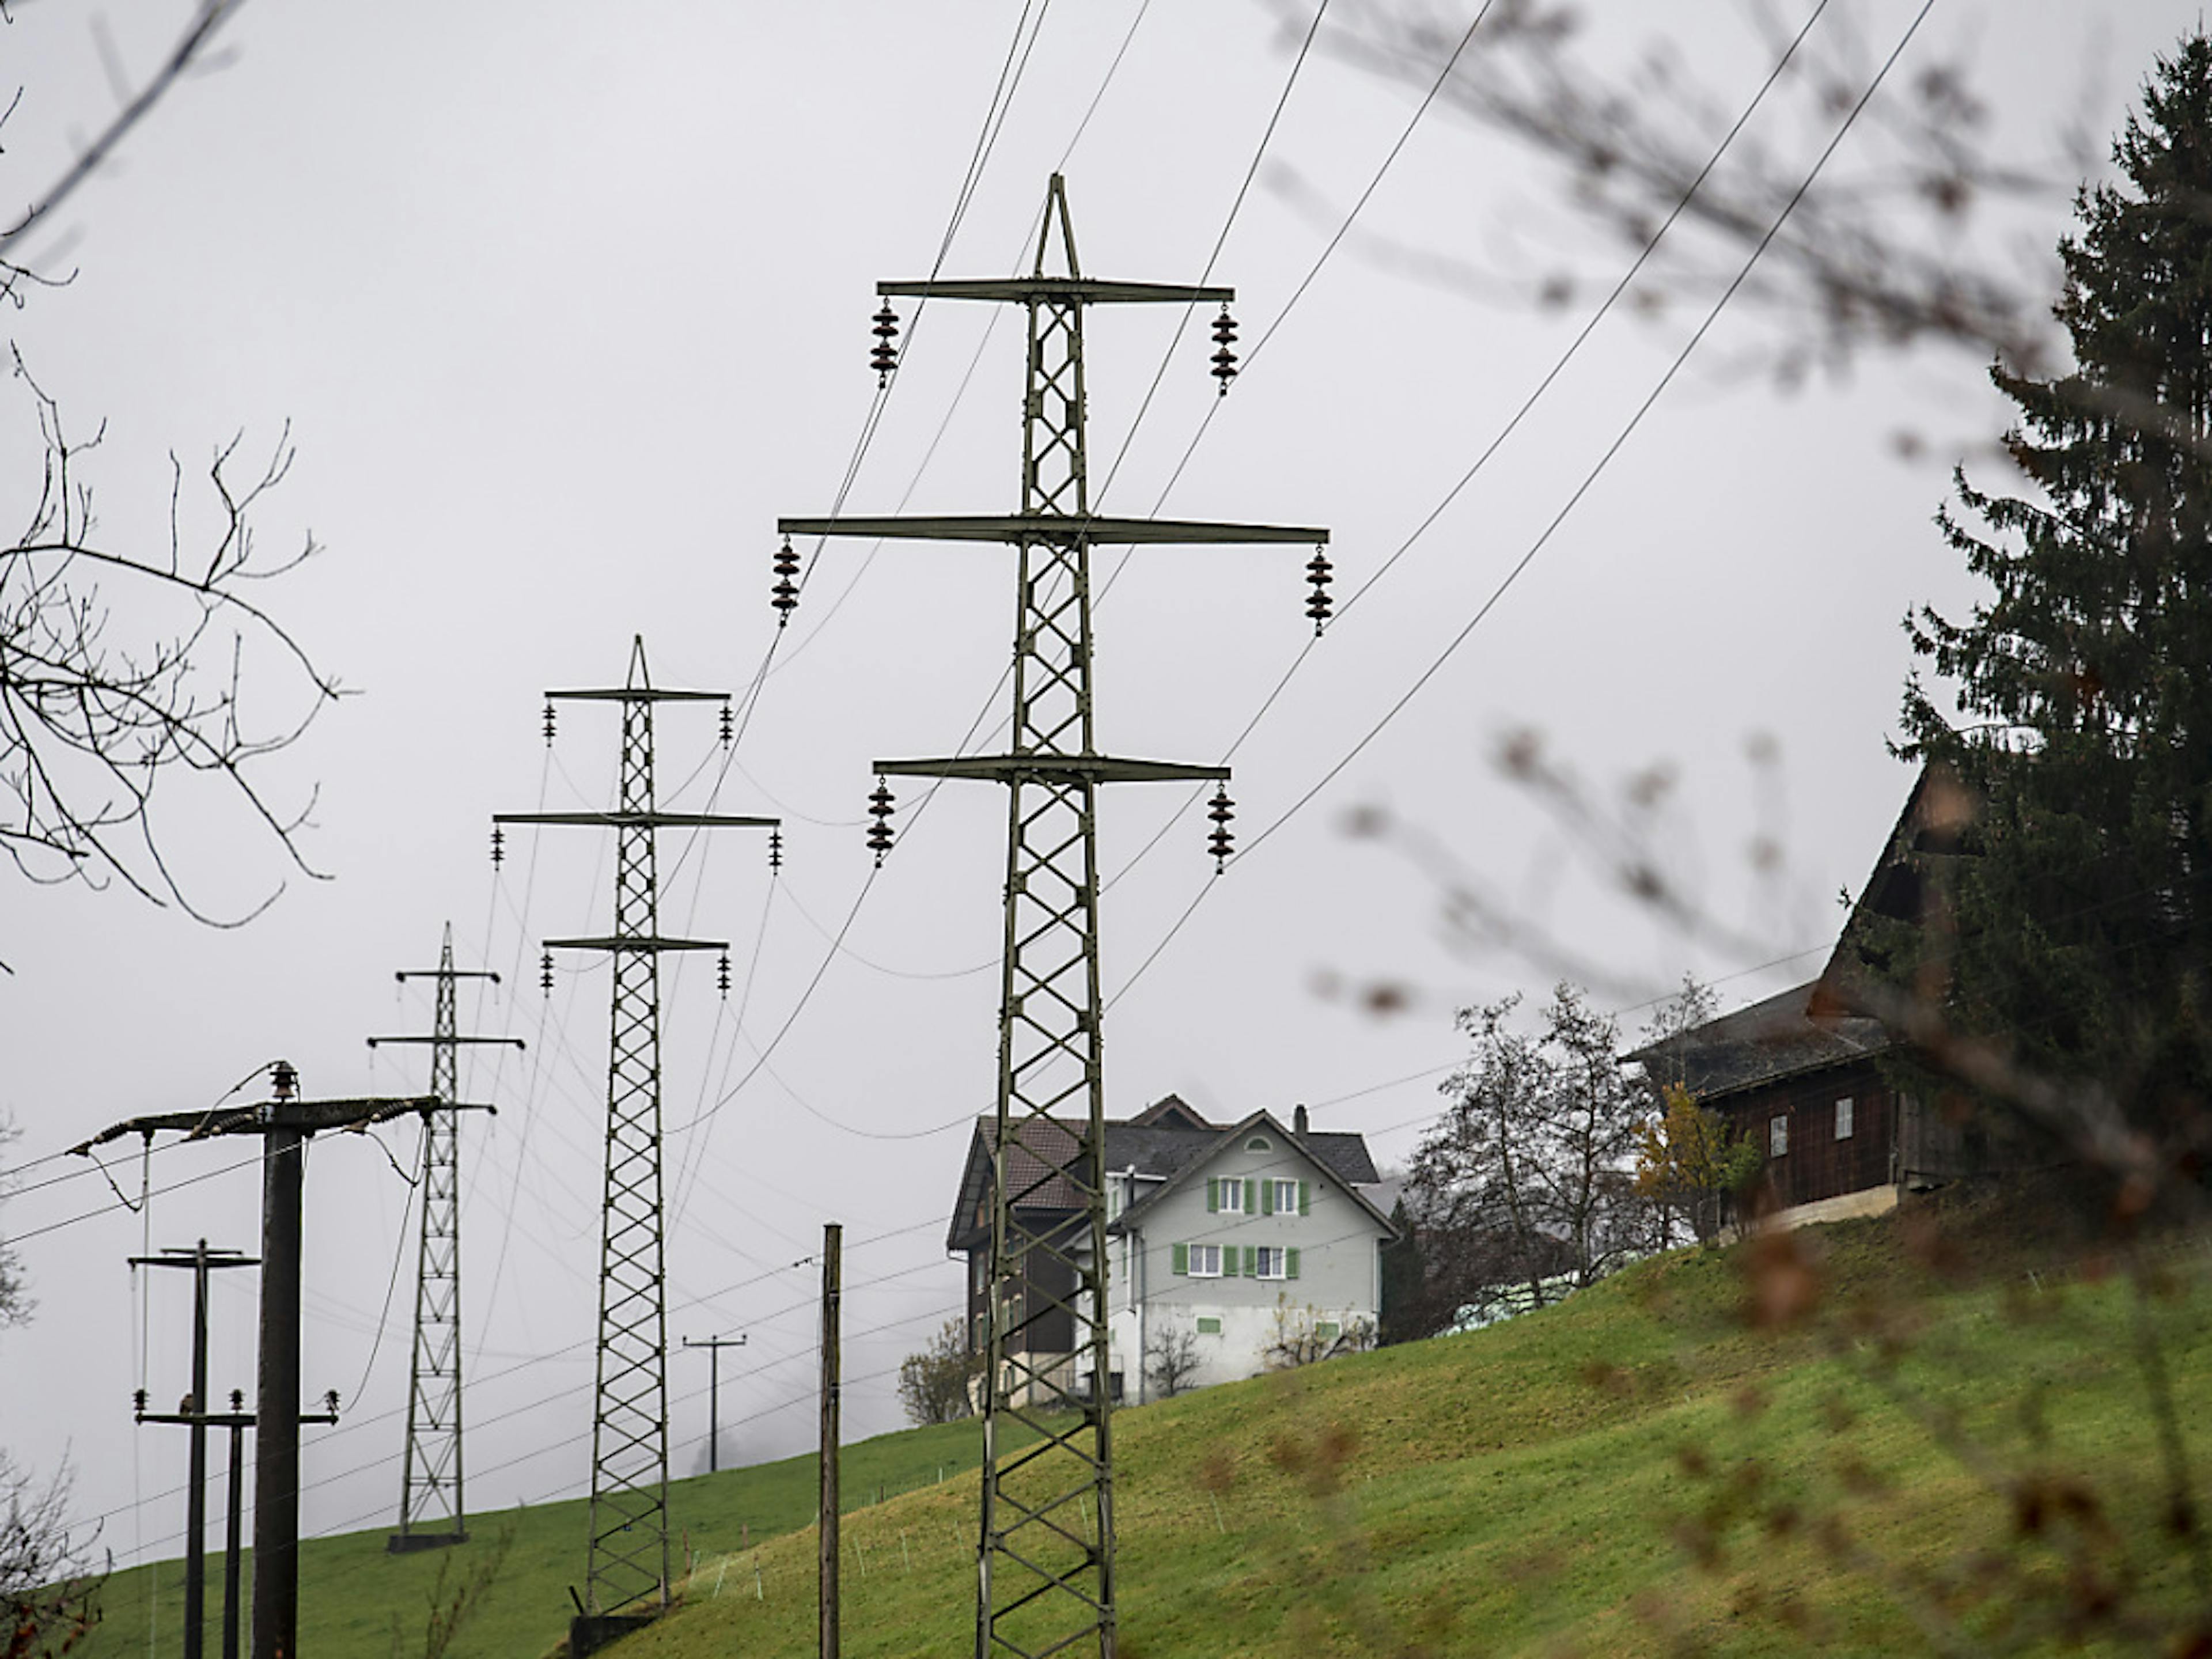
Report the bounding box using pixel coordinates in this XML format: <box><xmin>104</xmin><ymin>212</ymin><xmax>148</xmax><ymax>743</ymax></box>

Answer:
<box><xmin>0</xmin><ymin>1120</ymin><xmax>25</xmax><ymax>1330</ymax></box>
<box><xmin>0</xmin><ymin>1</ymin><xmax>335</xmax><ymax>956</ymax></box>
<box><xmin>1145</xmin><ymin>1323</ymin><xmax>1204</xmax><ymax>1399</ymax></box>
<box><xmin>1</xmin><ymin>1453</ymin><xmax>97</xmax><ymax>1659</ymax></box>
<box><xmin>1264</xmin><ymin>1305</ymin><xmax>1378</xmax><ymax>1369</ymax></box>
<box><xmin>1294</xmin><ymin>1</ymin><xmax>2082</xmax><ymax>387</ymax></box>
<box><xmin>2</xmin><ymin>14</ymin><xmax>314</xmax><ymax>1647</ymax></box>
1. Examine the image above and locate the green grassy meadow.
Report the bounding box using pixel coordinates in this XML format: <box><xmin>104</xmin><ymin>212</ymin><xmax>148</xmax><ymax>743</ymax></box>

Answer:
<box><xmin>71</xmin><ymin>1195</ymin><xmax>2212</xmax><ymax>1656</ymax></box>
<box><xmin>73</xmin><ymin>1415</ymin><xmax>1023</xmax><ymax>1659</ymax></box>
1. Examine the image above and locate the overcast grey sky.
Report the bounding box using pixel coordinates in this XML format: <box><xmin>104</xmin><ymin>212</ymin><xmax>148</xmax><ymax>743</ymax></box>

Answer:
<box><xmin>2</xmin><ymin>0</ymin><xmax>2200</xmax><ymax>1571</ymax></box>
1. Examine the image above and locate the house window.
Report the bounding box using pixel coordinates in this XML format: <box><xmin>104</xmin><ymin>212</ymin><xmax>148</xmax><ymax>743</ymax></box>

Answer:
<box><xmin>1196</xmin><ymin>1316</ymin><xmax>1222</xmax><ymax>1335</ymax></box>
<box><xmin>1315</xmin><ymin>1321</ymin><xmax>1340</xmax><ymax>1341</ymax></box>
<box><xmin>1211</xmin><ymin>1177</ymin><xmax>1245</xmax><ymax>1214</ymax></box>
<box><xmin>1770</xmin><ymin>1115</ymin><xmax>1789</xmax><ymax>1157</ymax></box>
<box><xmin>1246</xmin><ymin>1135</ymin><xmax>1272</xmax><ymax>1153</ymax></box>
<box><xmin>1835</xmin><ymin>1097</ymin><xmax>1855</xmax><ymax>1139</ymax></box>
<box><xmin>1255</xmin><ymin>1247</ymin><xmax>1286</xmax><ymax>1280</ymax></box>
<box><xmin>1271</xmin><ymin>1179</ymin><xmax>1300</xmax><ymax>1215</ymax></box>
<box><xmin>1187</xmin><ymin>1244</ymin><xmax>1222</xmax><ymax>1278</ymax></box>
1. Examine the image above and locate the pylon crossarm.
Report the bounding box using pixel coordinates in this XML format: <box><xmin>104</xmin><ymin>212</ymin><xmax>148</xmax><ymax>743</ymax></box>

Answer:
<box><xmin>542</xmin><ymin>935</ymin><xmax>730</xmax><ymax>954</ymax></box>
<box><xmin>495</xmin><ymin>811</ymin><xmax>777</xmax><ymax>830</ymax></box>
<box><xmin>369</xmin><ymin>1034</ymin><xmax>522</xmax><ymax>1050</ymax></box>
<box><xmin>544</xmin><ymin>687</ymin><xmax>726</xmax><ymax>704</ymax></box>
<box><xmin>882</xmin><ymin>751</ymin><xmax>1226</xmax><ymax>783</ymax></box>
<box><xmin>777</xmin><ymin>514</ymin><xmax>1324</xmax><ymax>546</ymax></box>
<box><xmin>877</xmin><ymin>276</ymin><xmax>1231</xmax><ymax>306</ymax></box>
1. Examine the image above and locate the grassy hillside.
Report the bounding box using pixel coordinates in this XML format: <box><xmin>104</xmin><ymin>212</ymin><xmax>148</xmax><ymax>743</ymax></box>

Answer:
<box><xmin>71</xmin><ymin>1194</ymin><xmax>2212</xmax><ymax>1656</ymax></box>
<box><xmin>628</xmin><ymin>1196</ymin><xmax>2212</xmax><ymax>1657</ymax></box>
<box><xmin>73</xmin><ymin>1415</ymin><xmax>1032</xmax><ymax>1659</ymax></box>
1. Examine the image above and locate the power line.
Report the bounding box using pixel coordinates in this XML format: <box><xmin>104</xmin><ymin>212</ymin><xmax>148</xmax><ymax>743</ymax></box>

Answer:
<box><xmin>1090</xmin><ymin>0</ymin><xmax>1333</xmax><ymax>511</ymax></box>
<box><xmin>1081</xmin><ymin>0</ymin><xmax>1831</xmax><ymax>971</ymax></box>
<box><xmin>1104</xmin><ymin>0</ymin><xmax>1931</xmax><ymax>1009</ymax></box>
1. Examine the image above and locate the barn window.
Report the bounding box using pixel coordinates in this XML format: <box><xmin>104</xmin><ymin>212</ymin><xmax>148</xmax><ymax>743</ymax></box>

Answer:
<box><xmin>1770</xmin><ymin>1115</ymin><xmax>1789</xmax><ymax>1157</ymax></box>
<box><xmin>1835</xmin><ymin>1097</ymin><xmax>1855</xmax><ymax>1139</ymax></box>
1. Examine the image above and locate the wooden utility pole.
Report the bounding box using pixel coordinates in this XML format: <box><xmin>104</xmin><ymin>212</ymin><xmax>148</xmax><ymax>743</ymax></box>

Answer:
<box><xmin>78</xmin><ymin>1062</ymin><xmax>434</xmax><ymax>1659</ymax></box>
<box><xmin>126</xmin><ymin>1241</ymin><xmax>257</xmax><ymax>1659</ymax></box>
<box><xmin>221</xmin><ymin>1391</ymin><xmax>249</xmax><ymax>1659</ymax></box>
<box><xmin>819</xmin><ymin>1223</ymin><xmax>842</xmax><ymax>1659</ymax></box>
<box><xmin>681</xmin><ymin>1334</ymin><xmax>748</xmax><ymax>1475</ymax></box>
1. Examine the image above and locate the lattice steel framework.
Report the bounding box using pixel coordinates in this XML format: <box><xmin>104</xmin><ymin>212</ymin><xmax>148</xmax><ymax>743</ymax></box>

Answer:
<box><xmin>368</xmin><ymin>924</ymin><xmax>518</xmax><ymax>1553</ymax></box>
<box><xmin>495</xmin><ymin>638</ymin><xmax>775</xmax><ymax>1631</ymax></box>
<box><xmin>781</xmin><ymin>175</ymin><xmax>1327</xmax><ymax>1659</ymax></box>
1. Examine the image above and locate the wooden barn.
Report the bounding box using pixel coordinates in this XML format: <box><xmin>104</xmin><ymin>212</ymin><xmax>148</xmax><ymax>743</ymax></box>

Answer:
<box><xmin>1642</xmin><ymin>768</ymin><xmax>2001</xmax><ymax>1224</ymax></box>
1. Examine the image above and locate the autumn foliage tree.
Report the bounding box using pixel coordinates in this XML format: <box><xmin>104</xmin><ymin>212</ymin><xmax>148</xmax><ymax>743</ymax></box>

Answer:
<box><xmin>1633</xmin><ymin>1085</ymin><xmax>1762</xmax><ymax>1247</ymax></box>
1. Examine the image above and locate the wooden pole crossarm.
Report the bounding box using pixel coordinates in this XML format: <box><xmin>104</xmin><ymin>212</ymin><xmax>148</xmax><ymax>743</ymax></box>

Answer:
<box><xmin>73</xmin><ymin>1094</ymin><xmax>437</xmax><ymax>1152</ymax></box>
<box><xmin>135</xmin><ymin>1409</ymin><xmax>332</xmax><ymax>1428</ymax></box>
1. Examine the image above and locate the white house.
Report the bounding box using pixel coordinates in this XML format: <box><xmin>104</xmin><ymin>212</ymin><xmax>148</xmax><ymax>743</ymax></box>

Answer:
<box><xmin>946</xmin><ymin>1095</ymin><xmax>1397</xmax><ymax>1404</ymax></box>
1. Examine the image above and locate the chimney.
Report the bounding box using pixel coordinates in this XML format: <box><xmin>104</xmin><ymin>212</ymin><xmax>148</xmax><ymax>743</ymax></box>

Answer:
<box><xmin>1293</xmin><ymin>1103</ymin><xmax>1309</xmax><ymax>1135</ymax></box>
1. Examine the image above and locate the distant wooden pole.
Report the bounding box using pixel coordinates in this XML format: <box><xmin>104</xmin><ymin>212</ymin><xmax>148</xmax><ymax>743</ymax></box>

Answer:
<box><xmin>819</xmin><ymin>1223</ymin><xmax>842</xmax><ymax>1659</ymax></box>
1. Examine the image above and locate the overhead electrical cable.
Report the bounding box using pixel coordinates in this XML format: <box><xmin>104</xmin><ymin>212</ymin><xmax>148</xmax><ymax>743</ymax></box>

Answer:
<box><xmin>1100</xmin><ymin>0</ymin><xmax>1906</xmax><ymax>1009</ymax></box>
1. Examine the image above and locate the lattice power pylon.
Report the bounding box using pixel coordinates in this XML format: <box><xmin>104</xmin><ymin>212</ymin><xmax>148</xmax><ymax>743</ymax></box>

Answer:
<box><xmin>779</xmin><ymin>174</ymin><xmax>1328</xmax><ymax>1659</ymax></box>
<box><xmin>495</xmin><ymin>637</ymin><xmax>776</xmax><ymax>1654</ymax></box>
<box><xmin>368</xmin><ymin>922</ymin><xmax>521</xmax><ymax>1553</ymax></box>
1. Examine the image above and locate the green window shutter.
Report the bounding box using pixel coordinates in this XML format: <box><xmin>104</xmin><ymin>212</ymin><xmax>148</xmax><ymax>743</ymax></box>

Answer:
<box><xmin>1243</xmin><ymin>1245</ymin><xmax>1257</xmax><ymax>1278</ymax></box>
<box><xmin>1299</xmin><ymin>1180</ymin><xmax>1310</xmax><ymax>1216</ymax></box>
<box><xmin>1207</xmin><ymin>1178</ymin><xmax>1219</xmax><ymax>1213</ymax></box>
<box><xmin>1287</xmin><ymin>1248</ymin><xmax>1301</xmax><ymax>1281</ymax></box>
<box><xmin>1245</xmin><ymin>1178</ymin><xmax>1259</xmax><ymax>1215</ymax></box>
<box><xmin>1260</xmin><ymin>1180</ymin><xmax>1275</xmax><ymax>1216</ymax></box>
<box><xmin>1172</xmin><ymin>1242</ymin><xmax>1188</xmax><ymax>1275</ymax></box>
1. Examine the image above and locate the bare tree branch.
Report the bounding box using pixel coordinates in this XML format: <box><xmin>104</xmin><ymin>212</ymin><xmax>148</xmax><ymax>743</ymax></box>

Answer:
<box><xmin>1</xmin><ymin>0</ymin><xmax>246</xmax><ymax>260</ymax></box>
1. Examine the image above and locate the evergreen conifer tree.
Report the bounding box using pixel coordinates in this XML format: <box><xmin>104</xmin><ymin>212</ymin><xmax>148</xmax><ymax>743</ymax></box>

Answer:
<box><xmin>1897</xmin><ymin>33</ymin><xmax>2212</xmax><ymax>1153</ymax></box>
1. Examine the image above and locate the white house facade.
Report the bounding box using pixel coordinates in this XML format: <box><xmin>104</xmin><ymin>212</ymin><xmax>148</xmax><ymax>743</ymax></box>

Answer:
<box><xmin>947</xmin><ymin>1095</ymin><xmax>1396</xmax><ymax>1406</ymax></box>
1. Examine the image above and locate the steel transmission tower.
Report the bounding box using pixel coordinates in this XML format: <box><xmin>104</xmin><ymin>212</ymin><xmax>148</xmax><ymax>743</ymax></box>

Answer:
<box><xmin>779</xmin><ymin>174</ymin><xmax>1329</xmax><ymax>1659</ymax></box>
<box><xmin>495</xmin><ymin>637</ymin><xmax>776</xmax><ymax>1656</ymax></box>
<box><xmin>368</xmin><ymin>923</ymin><xmax>521</xmax><ymax>1553</ymax></box>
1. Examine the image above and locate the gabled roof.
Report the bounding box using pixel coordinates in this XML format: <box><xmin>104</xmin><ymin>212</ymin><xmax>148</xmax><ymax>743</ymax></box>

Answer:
<box><xmin>1812</xmin><ymin>760</ymin><xmax>1965</xmax><ymax>1019</ymax></box>
<box><xmin>1109</xmin><ymin>1108</ymin><xmax>1396</xmax><ymax>1238</ymax></box>
<box><xmin>945</xmin><ymin>1099</ymin><xmax>1390</xmax><ymax>1252</ymax></box>
<box><xmin>1130</xmin><ymin>1093</ymin><xmax>1211</xmax><ymax>1132</ymax></box>
<box><xmin>1629</xmin><ymin>766</ymin><xmax>1955</xmax><ymax>1103</ymax></box>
